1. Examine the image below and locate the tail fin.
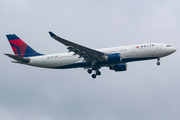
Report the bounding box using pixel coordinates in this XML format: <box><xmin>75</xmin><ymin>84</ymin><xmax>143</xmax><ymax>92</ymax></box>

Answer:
<box><xmin>6</xmin><ymin>34</ymin><xmax>43</xmax><ymax>57</ymax></box>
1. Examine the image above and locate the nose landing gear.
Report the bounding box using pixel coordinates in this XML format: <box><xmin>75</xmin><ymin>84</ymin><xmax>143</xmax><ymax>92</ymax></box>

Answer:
<box><xmin>157</xmin><ymin>58</ymin><xmax>160</xmax><ymax>66</ymax></box>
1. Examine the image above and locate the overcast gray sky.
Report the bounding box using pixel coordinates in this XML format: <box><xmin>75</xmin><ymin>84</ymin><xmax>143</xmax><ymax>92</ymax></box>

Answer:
<box><xmin>0</xmin><ymin>0</ymin><xmax>180</xmax><ymax>120</ymax></box>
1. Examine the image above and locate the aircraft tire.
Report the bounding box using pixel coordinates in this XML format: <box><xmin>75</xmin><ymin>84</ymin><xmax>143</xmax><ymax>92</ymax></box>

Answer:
<box><xmin>87</xmin><ymin>69</ymin><xmax>92</xmax><ymax>74</ymax></box>
<box><xmin>92</xmin><ymin>74</ymin><xmax>96</xmax><ymax>79</ymax></box>
<box><xmin>96</xmin><ymin>71</ymin><xmax>101</xmax><ymax>76</ymax></box>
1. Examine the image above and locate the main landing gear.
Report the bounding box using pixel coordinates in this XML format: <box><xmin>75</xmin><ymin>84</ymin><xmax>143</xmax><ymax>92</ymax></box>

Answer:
<box><xmin>87</xmin><ymin>59</ymin><xmax>102</xmax><ymax>79</ymax></box>
<box><xmin>157</xmin><ymin>57</ymin><xmax>160</xmax><ymax>66</ymax></box>
<box><xmin>87</xmin><ymin>68</ymin><xmax>101</xmax><ymax>79</ymax></box>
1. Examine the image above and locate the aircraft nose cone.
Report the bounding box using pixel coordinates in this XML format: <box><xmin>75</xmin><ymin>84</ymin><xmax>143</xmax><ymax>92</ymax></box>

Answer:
<box><xmin>172</xmin><ymin>47</ymin><xmax>177</xmax><ymax>53</ymax></box>
<box><xmin>173</xmin><ymin>47</ymin><xmax>177</xmax><ymax>52</ymax></box>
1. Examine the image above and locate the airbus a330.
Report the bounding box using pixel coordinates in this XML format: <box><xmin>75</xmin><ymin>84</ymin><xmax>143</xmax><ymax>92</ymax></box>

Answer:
<box><xmin>5</xmin><ymin>32</ymin><xmax>177</xmax><ymax>79</ymax></box>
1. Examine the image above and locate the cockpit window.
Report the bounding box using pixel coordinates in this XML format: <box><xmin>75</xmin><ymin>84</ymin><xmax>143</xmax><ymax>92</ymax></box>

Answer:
<box><xmin>166</xmin><ymin>45</ymin><xmax>172</xmax><ymax>47</ymax></box>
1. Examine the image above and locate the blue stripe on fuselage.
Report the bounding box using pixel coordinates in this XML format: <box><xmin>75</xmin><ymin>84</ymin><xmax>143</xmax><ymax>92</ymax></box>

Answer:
<box><xmin>54</xmin><ymin>62</ymin><xmax>90</xmax><ymax>69</ymax></box>
<box><xmin>53</xmin><ymin>57</ymin><xmax>158</xmax><ymax>69</ymax></box>
<box><xmin>122</xmin><ymin>57</ymin><xmax>158</xmax><ymax>62</ymax></box>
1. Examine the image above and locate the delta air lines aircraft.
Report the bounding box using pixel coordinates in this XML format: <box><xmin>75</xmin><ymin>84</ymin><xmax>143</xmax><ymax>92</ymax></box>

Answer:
<box><xmin>5</xmin><ymin>32</ymin><xmax>177</xmax><ymax>79</ymax></box>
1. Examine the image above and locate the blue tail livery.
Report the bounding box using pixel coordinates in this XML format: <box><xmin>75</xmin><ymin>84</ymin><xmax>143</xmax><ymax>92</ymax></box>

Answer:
<box><xmin>6</xmin><ymin>34</ymin><xmax>43</xmax><ymax>57</ymax></box>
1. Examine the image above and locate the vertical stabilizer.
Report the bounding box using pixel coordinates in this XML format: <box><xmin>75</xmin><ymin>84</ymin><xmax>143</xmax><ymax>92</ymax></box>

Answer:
<box><xmin>6</xmin><ymin>34</ymin><xmax>43</xmax><ymax>57</ymax></box>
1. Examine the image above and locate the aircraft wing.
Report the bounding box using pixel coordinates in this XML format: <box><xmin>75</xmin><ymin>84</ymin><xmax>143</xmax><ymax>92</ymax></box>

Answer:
<box><xmin>49</xmin><ymin>32</ymin><xmax>105</xmax><ymax>63</ymax></box>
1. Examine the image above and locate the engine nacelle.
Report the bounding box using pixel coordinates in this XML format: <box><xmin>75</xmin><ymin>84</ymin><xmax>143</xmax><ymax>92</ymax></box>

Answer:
<box><xmin>109</xmin><ymin>63</ymin><xmax>127</xmax><ymax>72</ymax></box>
<box><xmin>104</xmin><ymin>53</ymin><xmax>121</xmax><ymax>62</ymax></box>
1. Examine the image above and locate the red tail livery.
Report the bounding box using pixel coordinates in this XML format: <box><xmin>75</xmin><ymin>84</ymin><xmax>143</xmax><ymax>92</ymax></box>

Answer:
<box><xmin>6</xmin><ymin>34</ymin><xmax>43</xmax><ymax>57</ymax></box>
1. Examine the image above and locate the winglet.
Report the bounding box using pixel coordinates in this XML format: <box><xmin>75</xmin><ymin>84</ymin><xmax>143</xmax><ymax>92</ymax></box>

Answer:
<box><xmin>49</xmin><ymin>31</ymin><xmax>57</xmax><ymax>37</ymax></box>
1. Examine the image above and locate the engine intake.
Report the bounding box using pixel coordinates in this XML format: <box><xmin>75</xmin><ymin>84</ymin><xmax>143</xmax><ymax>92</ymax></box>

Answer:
<box><xmin>109</xmin><ymin>63</ymin><xmax>127</xmax><ymax>71</ymax></box>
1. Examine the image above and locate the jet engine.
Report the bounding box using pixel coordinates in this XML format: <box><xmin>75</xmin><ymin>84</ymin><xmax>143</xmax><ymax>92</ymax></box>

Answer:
<box><xmin>104</xmin><ymin>53</ymin><xmax>121</xmax><ymax>62</ymax></box>
<box><xmin>109</xmin><ymin>63</ymin><xmax>127</xmax><ymax>71</ymax></box>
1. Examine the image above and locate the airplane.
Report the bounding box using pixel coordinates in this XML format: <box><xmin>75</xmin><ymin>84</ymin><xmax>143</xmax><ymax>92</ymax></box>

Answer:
<box><xmin>5</xmin><ymin>32</ymin><xmax>177</xmax><ymax>79</ymax></box>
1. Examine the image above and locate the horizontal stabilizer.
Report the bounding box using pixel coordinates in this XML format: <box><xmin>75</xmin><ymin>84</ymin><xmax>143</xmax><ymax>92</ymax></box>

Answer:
<box><xmin>4</xmin><ymin>53</ymin><xmax>30</xmax><ymax>63</ymax></box>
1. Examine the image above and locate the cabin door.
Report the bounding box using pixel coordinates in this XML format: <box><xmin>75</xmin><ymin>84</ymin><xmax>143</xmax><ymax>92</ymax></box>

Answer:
<box><xmin>42</xmin><ymin>56</ymin><xmax>47</xmax><ymax>63</ymax></box>
<box><xmin>157</xmin><ymin>44</ymin><xmax>161</xmax><ymax>50</ymax></box>
<box><xmin>131</xmin><ymin>46</ymin><xmax>136</xmax><ymax>53</ymax></box>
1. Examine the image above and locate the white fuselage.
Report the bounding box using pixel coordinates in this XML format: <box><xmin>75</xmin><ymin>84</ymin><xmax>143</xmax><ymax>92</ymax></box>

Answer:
<box><xmin>22</xmin><ymin>43</ymin><xmax>176</xmax><ymax>69</ymax></box>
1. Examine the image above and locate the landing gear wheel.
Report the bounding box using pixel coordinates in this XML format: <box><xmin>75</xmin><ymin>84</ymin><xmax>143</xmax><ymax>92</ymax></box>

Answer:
<box><xmin>157</xmin><ymin>58</ymin><xmax>160</xmax><ymax>66</ymax></box>
<box><xmin>96</xmin><ymin>71</ymin><xmax>101</xmax><ymax>76</ymax></box>
<box><xmin>92</xmin><ymin>74</ymin><xmax>96</xmax><ymax>79</ymax></box>
<box><xmin>87</xmin><ymin>69</ymin><xmax>92</xmax><ymax>74</ymax></box>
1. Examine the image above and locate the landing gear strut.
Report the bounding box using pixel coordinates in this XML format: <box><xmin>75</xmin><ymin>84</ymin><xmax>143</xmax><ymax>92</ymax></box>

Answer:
<box><xmin>87</xmin><ymin>59</ymin><xmax>102</xmax><ymax>79</ymax></box>
<box><xmin>157</xmin><ymin>58</ymin><xmax>160</xmax><ymax>66</ymax></box>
